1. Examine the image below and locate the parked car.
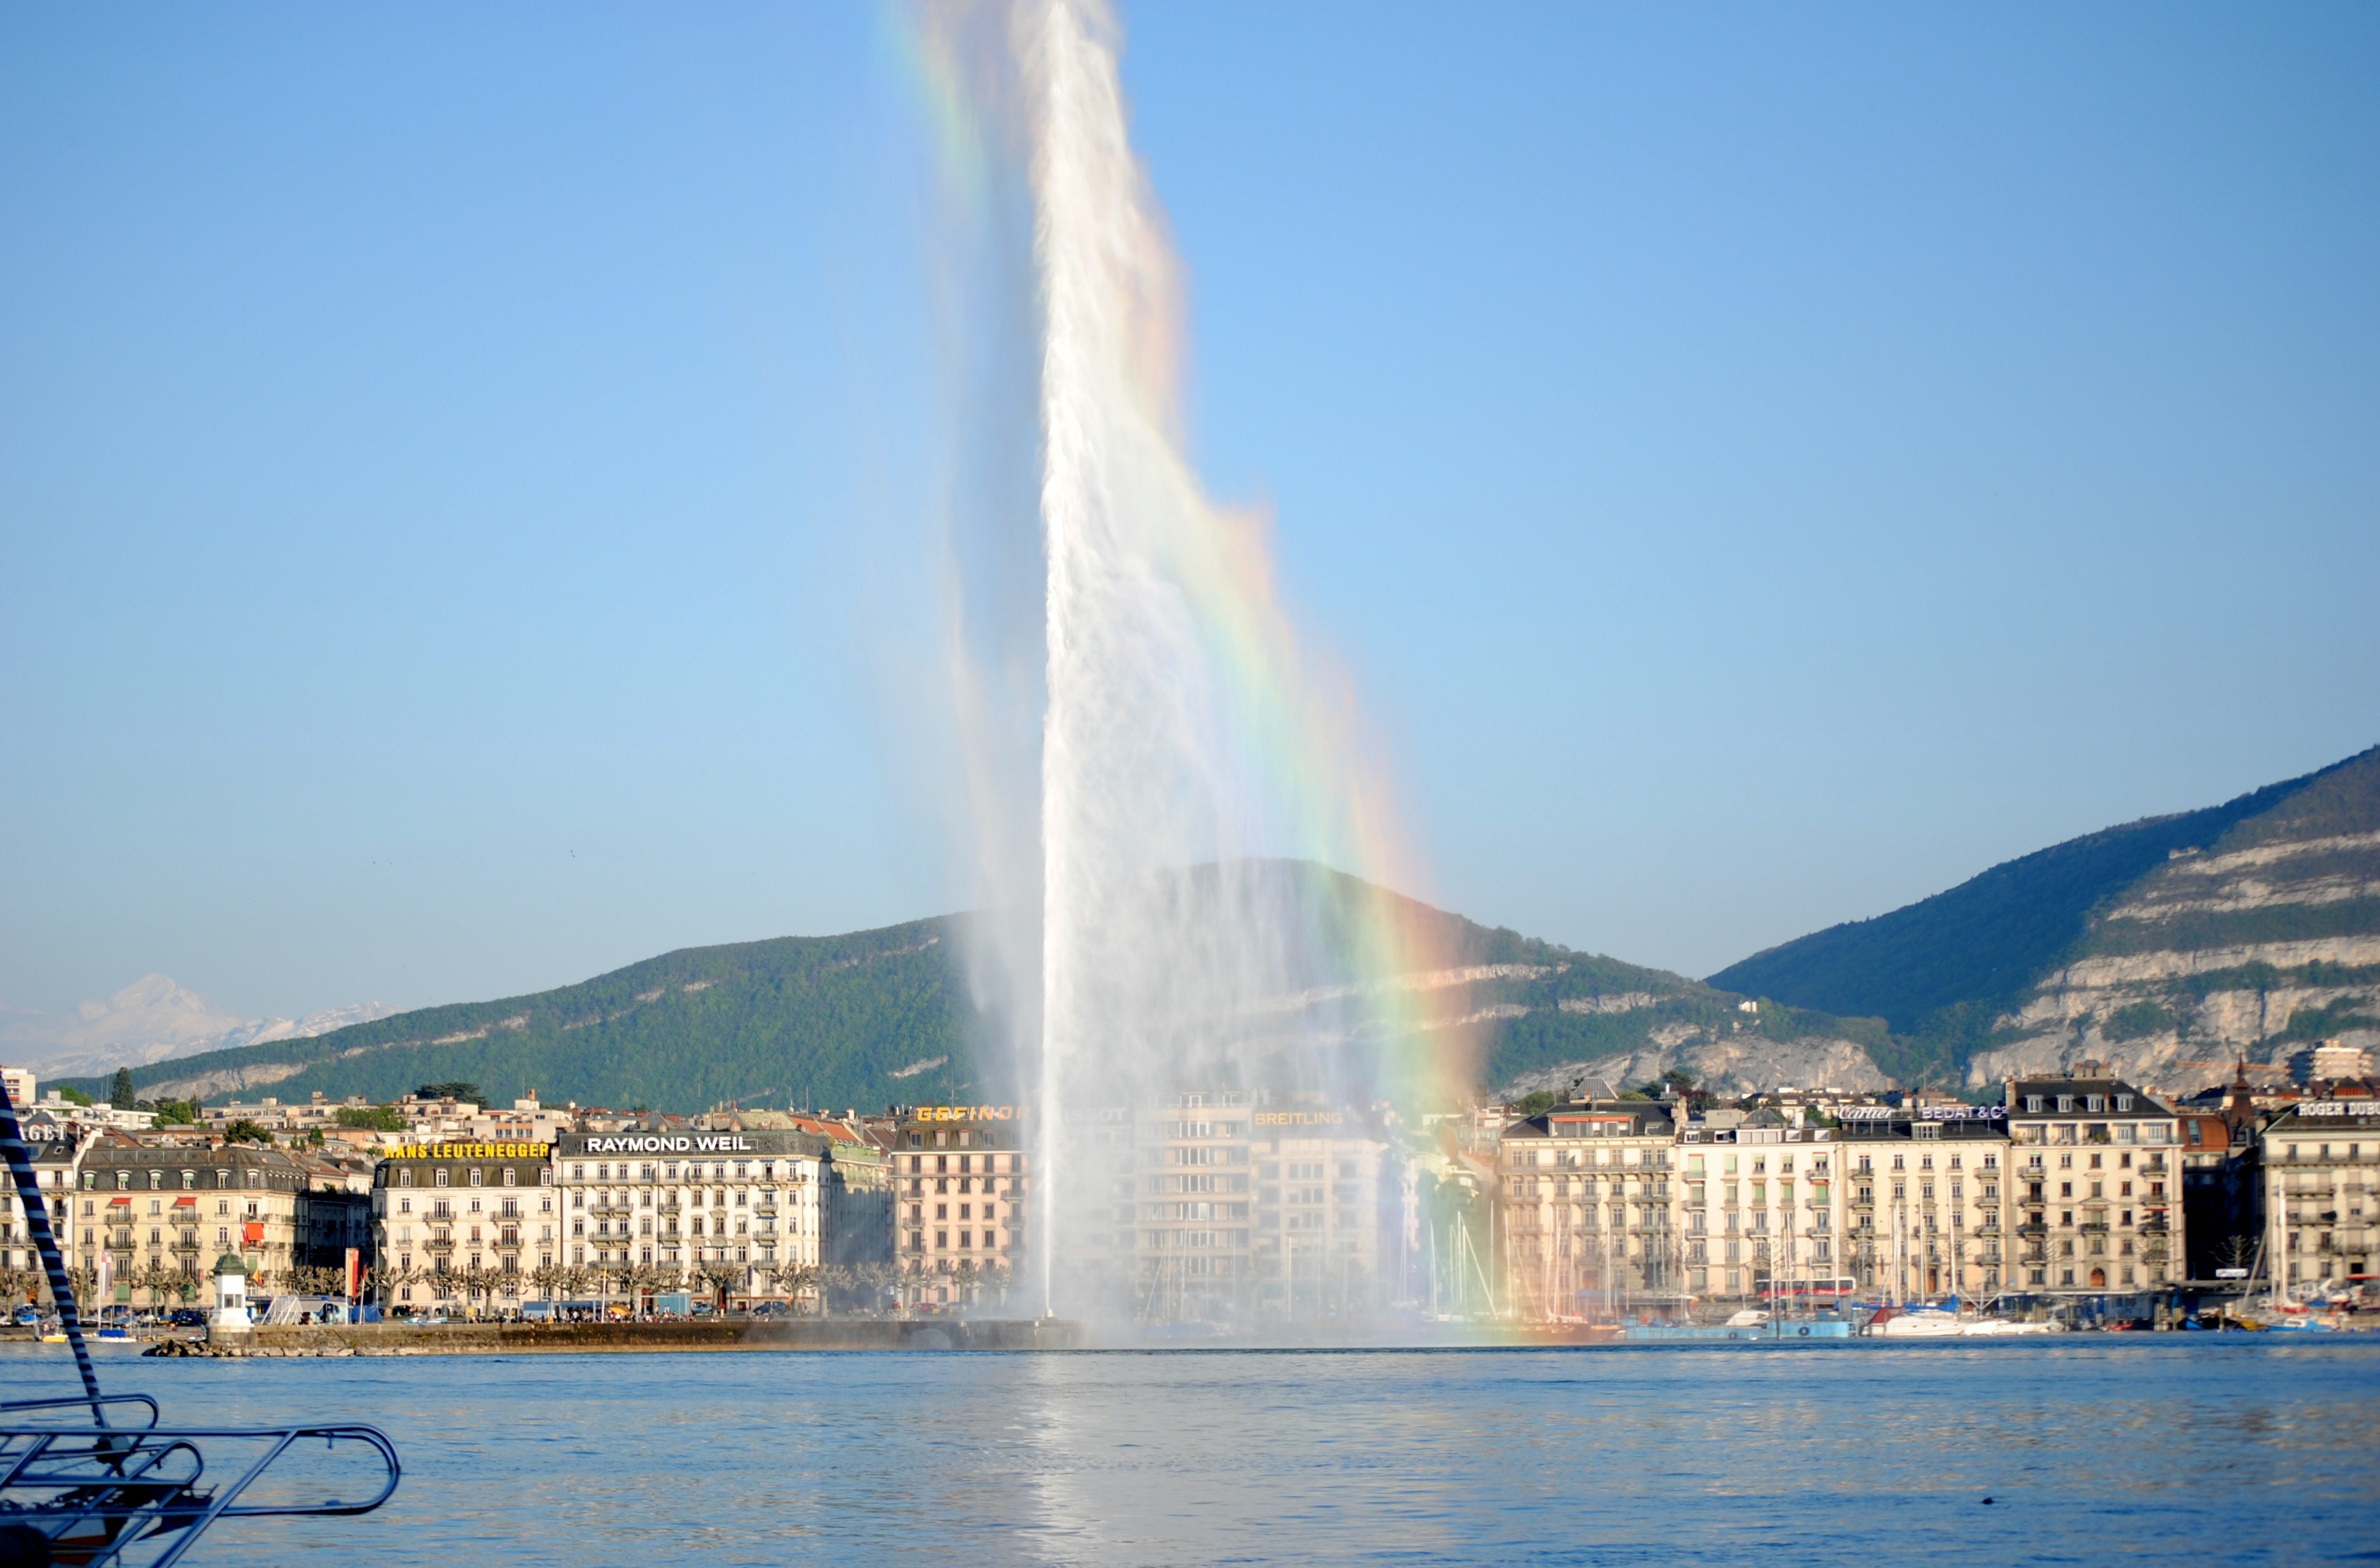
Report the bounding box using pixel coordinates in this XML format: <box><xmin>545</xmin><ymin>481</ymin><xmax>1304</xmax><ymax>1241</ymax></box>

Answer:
<box><xmin>168</xmin><ymin>1308</ymin><xmax>208</xmax><ymax>1328</ymax></box>
<box><xmin>11</xmin><ymin>1305</ymin><xmax>42</xmax><ymax>1327</ymax></box>
<box><xmin>98</xmin><ymin>1304</ymin><xmax>136</xmax><ymax>1325</ymax></box>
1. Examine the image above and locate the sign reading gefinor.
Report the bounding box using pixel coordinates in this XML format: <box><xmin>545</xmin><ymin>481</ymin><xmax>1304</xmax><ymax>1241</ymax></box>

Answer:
<box><xmin>914</xmin><ymin>1106</ymin><xmax>1018</xmax><ymax>1122</ymax></box>
<box><xmin>387</xmin><ymin>1142</ymin><xmax>554</xmax><ymax>1160</ymax></box>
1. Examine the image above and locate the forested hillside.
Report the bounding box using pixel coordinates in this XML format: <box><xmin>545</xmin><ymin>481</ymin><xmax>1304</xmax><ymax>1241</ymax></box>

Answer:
<box><xmin>65</xmin><ymin>861</ymin><xmax>1890</xmax><ymax>1113</ymax></box>
<box><xmin>82</xmin><ymin>918</ymin><xmax>983</xmax><ymax>1114</ymax></box>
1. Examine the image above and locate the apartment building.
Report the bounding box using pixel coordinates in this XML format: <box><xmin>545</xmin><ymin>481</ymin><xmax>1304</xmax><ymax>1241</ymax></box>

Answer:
<box><xmin>1130</xmin><ymin>1096</ymin><xmax>1255</xmax><ymax>1321</ymax></box>
<box><xmin>2261</xmin><ymin>1098</ymin><xmax>2380</xmax><ymax>1290</ymax></box>
<box><xmin>200</xmin><ymin>1093</ymin><xmax>377</xmax><ymax>1137</ymax></box>
<box><xmin>2004</xmin><ymin>1073</ymin><xmax>2184</xmax><ymax>1296</ymax></box>
<box><xmin>1498</xmin><ymin>1098</ymin><xmax>1682</xmax><ymax>1315</ymax></box>
<box><xmin>372</xmin><ymin>1140</ymin><xmax>556</xmax><ymax>1315</ymax></box>
<box><xmin>1247</xmin><ymin>1103</ymin><xmax>1398</xmax><ymax>1323</ymax></box>
<box><xmin>289</xmin><ymin>1150</ymin><xmax>376</xmax><ymax>1274</ymax></box>
<box><xmin>2</xmin><ymin>1111</ymin><xmax>90</xmax><ymax>1285</ymax></box>
<box><xmin>75</xmin><ymin>1140</ymin><xmax>316</xmax><ymax>1305</ymax></box>
<box><xmin>1680</xmin><ymin>1106</ymin><xmax>1851</xmax><ymax>1303</ymax></box>
<box><xmin>556</xmin><ymin>1126</ymin><xmax>882</xmax><ymax>1307</ymax></box>
<box><xmin>1835</xmin><ymin>1107</ymin><xmax>2010</xmax><ymax>1302</ymax></box>
<box><xmin>888</xmin><ymin>1108</ymin><xmax>1030</xmax><ymax>1307</ymax></box>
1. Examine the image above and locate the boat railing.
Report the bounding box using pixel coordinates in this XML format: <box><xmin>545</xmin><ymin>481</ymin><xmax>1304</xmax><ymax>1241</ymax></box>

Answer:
<box><xmin>1</xmin><ymin>1075</ymin><xmax>403</xmax><ymax>1566</ymax></box>
<box><xmin>1</xmin><ymin>1396</ymin><xmax>401</xmax><ymax>1567</ymax></box>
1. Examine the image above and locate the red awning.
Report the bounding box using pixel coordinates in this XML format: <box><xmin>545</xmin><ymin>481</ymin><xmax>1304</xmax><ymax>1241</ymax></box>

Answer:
<box><xmin>172</xmin><ymin>1195</ymin><xmax>197</xmax><ymax>1207</ymax></box>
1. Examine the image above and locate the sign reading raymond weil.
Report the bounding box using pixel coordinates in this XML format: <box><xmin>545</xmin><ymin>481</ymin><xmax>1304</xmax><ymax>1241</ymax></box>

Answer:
<box><xmin>578</xmin><ymin>1134</ymin><xmax>760</xmax><ymax>1154</ymax></box>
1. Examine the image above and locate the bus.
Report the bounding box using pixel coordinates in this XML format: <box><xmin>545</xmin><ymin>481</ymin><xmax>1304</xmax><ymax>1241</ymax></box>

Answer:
<box><xmin>1770</xmin><ymin>1276</ymin><xmax>1857</xmax><ymax>1304</ymax></box>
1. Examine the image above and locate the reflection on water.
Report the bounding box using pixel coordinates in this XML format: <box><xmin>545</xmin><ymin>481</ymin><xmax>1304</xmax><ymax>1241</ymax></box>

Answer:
<box><xmin>6</xmin><ymin>1340</ymin><xmax>2375</xmax><ymax>1564</ymax></box>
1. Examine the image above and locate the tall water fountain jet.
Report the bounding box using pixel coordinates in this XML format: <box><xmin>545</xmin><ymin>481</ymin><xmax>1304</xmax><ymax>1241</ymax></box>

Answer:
<box><xmin>921</xmin><ymin>0</ymin><xmax>1471</xmax><ymax>1327</ymax></box>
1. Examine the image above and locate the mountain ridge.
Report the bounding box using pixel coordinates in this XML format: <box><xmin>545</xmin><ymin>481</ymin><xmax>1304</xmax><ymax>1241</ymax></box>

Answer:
<box><xmin>58</xmin><ymin>863</ymin><xmax>1890</xmax><ymax>1113</ymax></box>
<box><xmin>1708</xmin><ymin>744</ymin><xmax>2380</xmax><ymax>1093</ymax></box>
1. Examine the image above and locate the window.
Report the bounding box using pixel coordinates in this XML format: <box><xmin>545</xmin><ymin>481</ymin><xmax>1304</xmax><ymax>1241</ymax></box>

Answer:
<box><xmin>435</xmin><ymin>1169</ymin><xmax>449</xmax><ymax>1188</ymax></box>
<box><xmin>469</xmin><ymin>1168</ymin><xmax>484</xmax><ymax>1187</ymax></box>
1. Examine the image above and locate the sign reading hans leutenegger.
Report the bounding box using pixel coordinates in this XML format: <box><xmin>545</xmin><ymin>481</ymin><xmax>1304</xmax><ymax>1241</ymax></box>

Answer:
<box><xmin>387</xmin><ymin>1142</ymin><xmax>553</xmax><ymax>1160</ymax></box>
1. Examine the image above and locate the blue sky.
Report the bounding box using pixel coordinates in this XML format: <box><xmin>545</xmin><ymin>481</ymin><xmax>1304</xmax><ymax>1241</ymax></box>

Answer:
<box><xmin>2</xmin><ymin>2</ymin><xmax>2374</xmax><ymax>1022</ymax></box>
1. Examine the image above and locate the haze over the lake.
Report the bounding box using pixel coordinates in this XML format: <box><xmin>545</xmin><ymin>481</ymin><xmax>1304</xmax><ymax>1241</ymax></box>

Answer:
<box><xmin>3</xmin><ymin>4</ymin><xmax>2374</xmax><ymax>1025</ymax></box>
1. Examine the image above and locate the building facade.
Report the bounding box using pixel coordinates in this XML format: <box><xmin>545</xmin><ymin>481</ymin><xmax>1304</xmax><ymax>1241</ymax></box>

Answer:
<box><xmin>555</xmin><ymin>1126</ymin><xmax>889</xmax><ymax>1308</ymax></box>
<box><xmin>889</xmin><ymin>1107</ymin><xmax>1030</xmax><ymax>1309</ymax></box>
<box><xmin>372</xmin><ymin>1140</ymin><xmax>556</xmax><ymax>1315</ymax></box>
<box><xmin>2</xmin><ymin>1113</ymin><xmax>90</xmax><ymax>1293</ymax></box>
<box><xmin>2004</xmin><ymin>1073</ymin><xmax>2184</xmax><ymax>1297</ymax></box>
<box><xmin>1836</xmin><ymin>1106</ymin><xmax>2010</xmax><ymax>1302</ymax></box>
<box><xmin>1499</xmin><ymin>1099</ymin><xmax>1682</xmax><ymax>1315</ymax></box>
<box><xmin>1682</xmin><ymin>1108</ymin><xmax>1853</xmax><ymax>1304</ymax></box>
<box><xmin>2259</xmin><ymin>1098</ymin><xmax>2380</xmax><ymax>1293</ymax></box>
<box><xmin>76</xmin><ymin>1141</ymin><xmax>315</xmax><ymax>1307</ymax></box>
<box><xmin>1245</xmin><ymin>1103</ymin><xmax>1398</xmax><ymax>1324</ymax></box>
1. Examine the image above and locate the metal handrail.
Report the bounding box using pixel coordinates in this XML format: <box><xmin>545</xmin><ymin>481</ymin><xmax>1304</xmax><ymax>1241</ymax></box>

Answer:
<box><xmin>0</xmin><ymin>1076</ymin><xmax>403</xmax><ymax>1566</ymax></box>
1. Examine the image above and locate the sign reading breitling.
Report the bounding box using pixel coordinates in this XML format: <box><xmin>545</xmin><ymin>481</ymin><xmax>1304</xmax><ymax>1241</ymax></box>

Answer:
<box><xmin>387</xmin><ymin>1142</ymin><xmax>553</xmax><ymax>1160</ymax></box>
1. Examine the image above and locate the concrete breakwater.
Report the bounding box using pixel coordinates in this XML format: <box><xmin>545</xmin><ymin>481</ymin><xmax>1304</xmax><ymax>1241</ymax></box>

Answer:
<box><xmin>210</xmin><ymin>1318</ymin><xmax>1080</xmax><ymax>1356</ymax></box>
<box><xmin>0</xmin><ymin>1318</ymin><xmax>1082</xmax><ymax>1357</ymax></box>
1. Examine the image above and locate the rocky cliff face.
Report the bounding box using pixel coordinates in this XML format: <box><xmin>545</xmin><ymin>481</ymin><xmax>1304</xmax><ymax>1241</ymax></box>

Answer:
<box><xmin>1497</xmin><ymin>1028</ymin><xmax>1892</xmax><ymax>1103</ymax></box>
<box><xmin>1966</xmin><ymin>751</ymin><xmax>2380</xmax><ymax>1096</ymax></box>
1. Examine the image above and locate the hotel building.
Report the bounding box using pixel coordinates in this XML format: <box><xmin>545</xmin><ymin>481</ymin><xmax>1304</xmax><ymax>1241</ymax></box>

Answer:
<box><xmin>2260</xmin><ymin>1098</ymin><xmax>2380</xmax><ymax>1290</ymax></box>
<box><xmin>1679</xmin><ymin>1107</ymin><xmax>1850</xmax><ymax>1304</ymax></box>
<box><xmin>555</xmin><ymin>1127</ymin><xmax>889</xmax><ymax>1307</ymax></box>
<box><xmin>1835</xmin><ymin>1106</ymin><xmax>2010</xmax><ymax>1302</ymax></box>
<box><xmin>2</xmin><ymin>1112</ymin><xmax>90</xmax><ymax>1286</ymax></box>
<box><xmin>2004</xmin><ymin>1073</ymin><xmax>2184</xmax><ymax>1296</ymax></box>
<box><xmin>372</xmin><ymin>1140</ymin><xmax>555</xmax><ymax>1315</ymax></box>
<box><xmin>77</xmin><ymin>1140</ymin><xmax>321</xmax><ymax>1306</ymax></box>
<box><xmin>1137</xmin><ymin>1096</ymin><xmax>1254</xmax><ymax>1321</ymax></box>
<box><xmin>1247</xmin><ymin>1102</ymin><xmax>1397</xmax><ymax>1323</ymax></box>
<box><xmin>890</xmin><ymin>1107</ymin><xmax>1029</xmax><ymax>1307</ymax></box>
<box><xmin>1498</xmin><ymin>1098</ymin><xmax>1682</xmax><ymax>1314</ymax></box>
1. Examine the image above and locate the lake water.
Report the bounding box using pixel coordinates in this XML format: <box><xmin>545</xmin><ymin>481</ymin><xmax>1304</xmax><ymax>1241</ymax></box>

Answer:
<box><xmin>6</xmin><ymin>1339</ymin><xmax>2378</xmax><ymax>1564</ymax></box>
